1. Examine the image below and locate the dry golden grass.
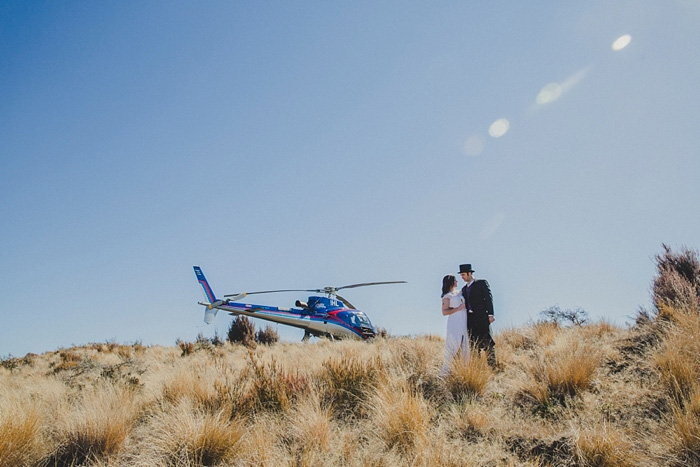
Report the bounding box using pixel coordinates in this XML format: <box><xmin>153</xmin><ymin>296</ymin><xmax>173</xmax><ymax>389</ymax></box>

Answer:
<box><xmin>47</xmin><ymin>385</ymin><xmax>142</xmax><ymax>465</ymax></box>
<box><xmin>655</xmin><ymin>306</ymin><xmax>700</xmax><ymax>403</ymax></box>
<box><xmin>4</xmin><ymin>311</ymin><xmax>700</xmax><ymax>466</ymax></box>
<box><xmin>443</xmin><ymin>347</ymin><xmax>493</xmax><ymax>401</ymax></box>
<box><xmin>126</xmin><ymin>400</ymin><xmax>245</xmax><ymax>466</ymax></box>
<box><xmin>0</xmin><ymin>398</ymin><xmax>47</xmax><ymax>466</ymax></box>
<box><xmin>575</xmin><ymin>423</ymin><xmax>640</xmax><ymax>467</ymax></box>
<box><xmin>372</xmin><ymin>382</ymin><xmax>432</xmax><ymax>453</ymax></box>
<box><xmin>667</xmin><ymin>396</ymin><xmax>700</xmax><ymax>465</ymax></box>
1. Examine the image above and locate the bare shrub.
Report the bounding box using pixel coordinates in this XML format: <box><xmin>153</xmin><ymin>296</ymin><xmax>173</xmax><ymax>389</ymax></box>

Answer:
<box><xmin>228</xmin><ymin>316</ymin><xmax>256</xmax><ymax>348</ymax></box>
<box><xmin>211</xmin><ymin>331</ymin><xmax>225</xmax><ymax>347</ymax></box>
<box><xmin>540</xmin><ymin>305</ymin><xmax>589</xmax><ymax>326</ymax></box>
<box><xmin>375</xmin><ymin>327</ymin><xmax>390</xmax><ymax>338</ymax></box>
<box><xmin>653</xmin><ymin>244</ymin><xmax>700</xmax><ymax>311</ymax></box>
<box><xmin>255</xmin><ymin>325</ymin><xmax>279</xmax><ymax>345</ymax></box>
<box><xmin>196</xmin><ymin>332</ymin><xmax>214</xmax><ymax>352</ymax></box>
<box><xmin>176</xmin><ymin>339</ymin><xmax>195</xmax><ymax>356</ymax></box>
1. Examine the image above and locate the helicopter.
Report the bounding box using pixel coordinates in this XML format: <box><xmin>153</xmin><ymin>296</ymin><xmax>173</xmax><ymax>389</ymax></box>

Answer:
<box><xmin>194</xmin><ymin>266</ymin><xmax>405</xmax><ymax>341</ymax></box>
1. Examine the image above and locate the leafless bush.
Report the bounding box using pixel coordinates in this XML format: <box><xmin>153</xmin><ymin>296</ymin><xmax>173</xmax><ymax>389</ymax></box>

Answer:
<box><xmin>540</xmin><ymin>305</ymin><xmax>589</xmax><ymax>326</ymax></box>
<box><xmin>653</xmin><ymin>244</ymin><xmax>700</xmax><ymax>311</ymax></box>
<box><xmin>255</xmin><ymin>325</ymin><xmax>279</xmax><ymax>345</ymax></box>
<box><xmin>176</xmin><ymin>339</ymin><xmax>195</xmax><ymax>357</ymax></box>
<box><xmin>228</xmin><ymin>316</ymin><xmax>256</xmax><ymax>348</ymax></box>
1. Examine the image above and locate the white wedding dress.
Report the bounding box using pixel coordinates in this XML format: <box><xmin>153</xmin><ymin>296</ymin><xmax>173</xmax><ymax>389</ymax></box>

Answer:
<box><xmin>441</xmin><ymin>289</ymin><xmax>469</xmax><ymax>376</ymax></box>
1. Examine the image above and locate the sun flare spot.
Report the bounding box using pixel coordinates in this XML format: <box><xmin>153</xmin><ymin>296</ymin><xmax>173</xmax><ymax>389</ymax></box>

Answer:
<box><xmin>612</xmin><ymin>34</ymin><xmax>631</xmax><ymax>51</ymax></box>
<box><xmin>463</xmin><ymin>135</ymin><xmax>485</xmax><ymax>157</ymax></box>
<box><xmin>536</xmin><ymin>83</ymin><xmax>562</xmax><ymax>105</ymax></box>
<box><xmin>488</xmin><ymin>119</ymin><xmax>510</xmax><ymax>138</ymax></box>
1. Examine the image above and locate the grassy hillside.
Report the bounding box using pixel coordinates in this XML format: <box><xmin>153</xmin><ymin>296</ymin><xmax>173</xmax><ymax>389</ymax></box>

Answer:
<box><xmin>2</xmin><ymin>246</ymin><xmax>699</xmax><ymax>466</ymax></box>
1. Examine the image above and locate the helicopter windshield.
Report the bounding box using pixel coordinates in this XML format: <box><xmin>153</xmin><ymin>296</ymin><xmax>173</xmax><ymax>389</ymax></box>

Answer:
<box><xmin>337</xmin><ymin>311</ymin><xmax>373</xmax><ymax>328</ymax></box>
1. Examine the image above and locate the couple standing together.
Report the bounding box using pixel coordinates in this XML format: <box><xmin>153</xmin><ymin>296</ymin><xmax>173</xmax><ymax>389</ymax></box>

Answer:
<box><xmin>441</xmin><ymin>263</ymin><xmax>496</xmax><ymax>375</ymax></box>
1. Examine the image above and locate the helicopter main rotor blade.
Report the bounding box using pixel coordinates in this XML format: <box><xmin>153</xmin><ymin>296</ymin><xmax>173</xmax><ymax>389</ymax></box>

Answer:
<box><xmin>223</xmin><ymin>281</ymin><xmax>406</xmax><ymax>298</ymax></box>
<box><xmin>335</xmin><ymin>293</ymin><xmax>357</xmax><ymax>310</ymax></box>
<box><xmin>223</xmin><ymin>289</ymin><xmax>317</xmax><ymax>298</ymax></box>
<box><xmin>336</xmin><ymin>281</ymin><xmax>407</xmax><ymax>291</ymax></box>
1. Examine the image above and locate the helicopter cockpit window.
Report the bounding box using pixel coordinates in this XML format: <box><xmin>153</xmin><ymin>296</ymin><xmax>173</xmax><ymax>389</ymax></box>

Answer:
<box><xmin>338</xmin><ymin>311</ymin><xmax>372</xmax><ymax>328</ymax></box>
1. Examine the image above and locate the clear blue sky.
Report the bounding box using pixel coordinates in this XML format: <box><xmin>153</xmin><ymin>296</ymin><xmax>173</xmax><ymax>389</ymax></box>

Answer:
<box><xmin>2</xmin><ymin>1</ymin><xmax>699</xmax><ymax>357</ymax></box>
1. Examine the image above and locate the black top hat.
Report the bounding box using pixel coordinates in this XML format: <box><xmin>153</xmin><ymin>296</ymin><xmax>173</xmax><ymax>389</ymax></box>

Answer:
<box><xmin>459</xmin><ymin>264</ymin><xmax>475</xmax><ymax>274</ymax></box>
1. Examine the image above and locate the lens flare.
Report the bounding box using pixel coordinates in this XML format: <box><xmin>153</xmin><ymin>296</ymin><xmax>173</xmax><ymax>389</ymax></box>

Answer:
<box><xmin>612</xmin><ymin>34</ymin><xmax>631</xmax><ymax>51</ymax></box>
<box><xmin>480</xmin><ymin>212</ymin><xmax>505</xmax><ymax>240</ymax></box>
<box><xmin>463</xmin><ymin>135</ymin><xmax>485</xmax><ymax>156</ymax></box>
<box><xmin>536</xmin><ymin>83</ymin><xmax>562</xmax><ymax>104</ymax></box>
<box><xmin>488</xmin><ymin>119</ymin><xmax>510</xmax><ymax>138</ymax></box>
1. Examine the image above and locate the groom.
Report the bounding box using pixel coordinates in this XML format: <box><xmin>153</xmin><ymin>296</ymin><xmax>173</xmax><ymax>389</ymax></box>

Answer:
<box><xmin>459</xmin><ymin>263</ymin><xmax>496</xmax><ymax>366</ymax></box>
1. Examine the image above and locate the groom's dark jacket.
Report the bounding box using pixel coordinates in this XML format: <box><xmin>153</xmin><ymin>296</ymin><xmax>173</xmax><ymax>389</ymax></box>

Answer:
<box><xmin>462</xmin><ymin>279</ymin><xmax>494</xmax><ymax>337</ymax></box>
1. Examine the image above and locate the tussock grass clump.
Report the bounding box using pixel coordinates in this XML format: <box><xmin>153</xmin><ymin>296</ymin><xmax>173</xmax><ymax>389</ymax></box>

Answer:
<box><xmin>372</xmin><ymin>383</ymin><xmax>432</xmax><ymax>453</ymax></box>
<box><xmin>575</xmin><ymin>424</ymin><xmax>639</xmax><ymax>467</ymax></box>
<box><xmin>161</xmin><ymin>368</ymin><xmax>218</xmax><ymax>410</ymax></box>
<box><xmin>667</xmin><ymin>394</ymin><xmax>700</xmax><ymax>466</ymax></box>
<box><xmin>652</xmin><ymin>306</ymin><xmax>700</xmax><ymax>464</ymax></box>
<box><xmin>0</xmin><ymin>400</ymin><xmax>46</xmax><ymax>466</ymax></box>
<box><xmin>47</xmin><ymin>386</ymin><xmax>140</xmax><ymax>466</ymax></box>
<box><xmin>543</xmin><ymin>340</ymin><xmax>599</xmax><ymax>399</ymax></box>
<box><xmin>498</xmin><ymin>327</ymin><xmax>535</xmax><ymax>351</ymax></box>
<box><xmin>242</xmin><ymin>350</ymin><xmax>309</xmax><ymax>414</ymax></box>
<box><xmin>654</xmin><ymin>306</ymin><xmax>700</xmax><ymax>405</ymax></box>
<box><xmin>444</xmin><ymin>348</ymin><xmax>493</xmax><ymax>401</ymax></box>
<box><xmin>319</xmin><ymin>353</ymin><xmax>384</xmax><ymax>418</ymax></box>
<box><xmin>130</xmin><ymin>401</ymin><xmax>245</xmax><ymax>466</ymax></box>
<box><xmin>531</xmin><ymin>319</ymin><xmax>561</xmax><ymax>346</ymax></box>
<box><xmin>516</xmin><ymin>335</ymin><xmax>600</xmax><ymax>417</ymax></box>
<box><xmin>285</xmin><ymin>393</ymin><xmax>336</xmax><ymax>462</ymax></box>
<box><xmin>387</xmin><ymin>337</ymin><xmax>442</xmax><ymax>400</ymax></box>
<box><xmin>447</xmin><ymin>403</ymin><xmax>490</xmax><ymax>442</ymax></box>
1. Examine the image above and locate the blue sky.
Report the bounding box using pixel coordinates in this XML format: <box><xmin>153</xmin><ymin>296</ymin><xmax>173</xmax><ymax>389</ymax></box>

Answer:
<box><xmin>2</xmin><ymin>1</ymin><xmax>699</xmax><ymax>357</ymax></box>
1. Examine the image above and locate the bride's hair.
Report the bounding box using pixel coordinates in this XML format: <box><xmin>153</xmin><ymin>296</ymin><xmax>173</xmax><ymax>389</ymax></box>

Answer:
<box><xmin>441</xmin><ymin>274</ymin><xmax>456</xmax><ymax>297</ymax></box>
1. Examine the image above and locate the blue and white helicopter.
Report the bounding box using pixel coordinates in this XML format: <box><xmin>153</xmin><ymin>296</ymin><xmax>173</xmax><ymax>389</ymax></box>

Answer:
<box><xmin>194</xmin><ymin>266</ymin><xmax>405</xmax><ymax>341</ymax></box>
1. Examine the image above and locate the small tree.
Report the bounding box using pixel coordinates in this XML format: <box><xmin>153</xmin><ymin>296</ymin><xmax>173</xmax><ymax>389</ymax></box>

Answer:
<box><xmin>228</xmin><ymin>316</ymin><xmax>256</xmax><ymax>347</ymax></box>
<box><xmin>540</xmin><ymin>305</ymin><xmax>589</xmax><ymax>326</ymax></box>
